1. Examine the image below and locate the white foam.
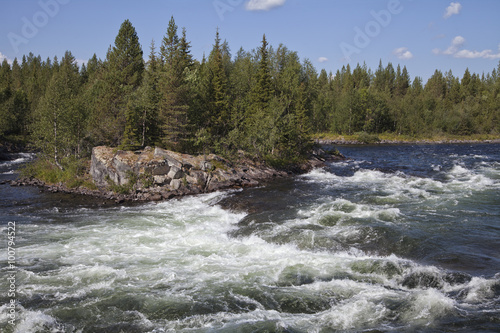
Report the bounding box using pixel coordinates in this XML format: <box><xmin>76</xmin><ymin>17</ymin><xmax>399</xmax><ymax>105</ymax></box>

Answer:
<box><xmin>299</xmin><ymin>198</ymin><xmax>402</xmax><ymax>228</ymax></box>
<box><xmin>4</xmin><ymin>305</ymin><xmax>61</xmax><ymax>333</ymax></box>
<box><xmin>402</xmin><ymin>289</ymin><xmax>455</xmax><ymax>324</ymax></box>
<box><xmin>448</xmin><ymin>165</ymin><xmax>470</xmax><ymax>176</ymax></box>
<box><xmin>446</xmin><ymin>164</ymin><xmax>497</xmax><ymax>191</ymax></box>
<box><xmin>463</xmin><ymin>277</ymin><xmax>499</xmax><ymax>304</ymax></box>
<box><xmin>432</xmin><ymin>164</ymin><xmax>442</xmax><ymax>171</ymax></box>
<box><xmin>12</xmin><ymin>183</ymin><xmax>498</xmax><ymax>332</ymax></box>
<box><xmin>0</xmin><ymin>153</ymin><xmax>35</xmax><ymax>166</ymax></box>
<box><xmin>316</xmin><ymin>298</ymin><xmax>389</xmax><ymax>330</ymax></box>
<box><xmin>304</xmin><ymin>162</ymin><xmax>498</xmax><ymax>210</ymax></box>
<box><xmin>300</xmin><ymin>168</ymin><xmax>340</xmax><ymax>183</ymax></box>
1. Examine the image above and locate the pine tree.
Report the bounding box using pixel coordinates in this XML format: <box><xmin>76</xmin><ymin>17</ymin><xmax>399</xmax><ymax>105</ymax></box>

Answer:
<box><xmin>178</xmin><ymin>28</ymin><xmax>193</xmax><ymax>77</ymax></box>
<box><xmin>160</xmin><ymin>16</ymin><xmax>179</xmax><ymax>68</ymax></box>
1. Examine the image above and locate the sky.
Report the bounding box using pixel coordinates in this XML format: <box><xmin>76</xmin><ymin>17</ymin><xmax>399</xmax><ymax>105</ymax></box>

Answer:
<box><xmin>1</xmin><ymin>0</ymin><xmax>500</xmax><ymax>82</ymax></box>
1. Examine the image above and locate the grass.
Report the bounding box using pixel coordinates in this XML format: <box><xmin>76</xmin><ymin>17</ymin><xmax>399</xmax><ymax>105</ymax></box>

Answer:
<box><xmin>20</xmin><ymin>156</ymin><xmax>98</xmax><ymax>190</ymax></box>
<box><xmin>314</xmin><ymin>132</ymin><xmax>500</xmax><ymax>143</ymax></box>
<box><xmin>210</xmin><ymin>159</ymin><xmax>229</xmax><ymax>171</ymax></box>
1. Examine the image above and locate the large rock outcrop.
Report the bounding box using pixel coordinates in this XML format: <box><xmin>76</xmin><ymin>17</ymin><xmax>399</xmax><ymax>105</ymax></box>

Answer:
<box><xmin>90</xmin><ymin>146</ymin><xmax>291</xmax><ymax>199</ymax></box>
<box><xmin>11</xmin><ymin>146</ymin><xmax>343</xmax><ymax>203</ymax></box>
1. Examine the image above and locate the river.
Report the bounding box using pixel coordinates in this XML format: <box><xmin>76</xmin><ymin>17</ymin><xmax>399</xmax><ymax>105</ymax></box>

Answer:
<box><xmin>1</xmin><ymin>144</ymin><xmax>499</xmax><ymax>332</ymax></box>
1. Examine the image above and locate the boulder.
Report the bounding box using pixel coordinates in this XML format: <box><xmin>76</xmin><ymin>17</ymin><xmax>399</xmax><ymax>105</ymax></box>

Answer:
<box><xmin>153</xmin><ymin>175</ymin><xmax>170</xmax><ymax>185</ymax></box>
<box><xmin>152</xmin><ymin>164</ymin><xmax>170</xmax><ymax>175</ymax></box>
<box><xmin>154</xmin><ymin>147</ymin><xmax>183</xmax><ymax>169</ymax></box>
<box><xmin>168</xmin><ymin>166</ymin><xmax>183</xmax><ymax>179</ymax></box>
<box><xmin>170</xmin><ymin>179</ymin><xmax>182</xmax><ymax>190</ymax></box>
<box><xmin>112</xmin><ymin>150</ymin><xmax>137</xmax><ymax>185</ymax></box>
<box><xmin>90</xmin><ymin>146</ymin><xmax>116</xmax><ymax>187</ymax></box>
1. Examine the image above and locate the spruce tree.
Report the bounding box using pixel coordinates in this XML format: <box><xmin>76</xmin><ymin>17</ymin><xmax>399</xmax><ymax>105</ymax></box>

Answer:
<box><xmin>242</xmin><ymin>35</ymin><xmax>275</xmax><ymax>158</ymax></box>
<box><xmin>207</xmin><ymin>29</ymin><xmax>230</xmax><ymax>140</ymax></box>
<box><xmin>134</xmin><ymin>40</ymin><xmax>161</xmax><ymax>147</ymax></box>
<box><xmin>225</xmin><ymin>47</ymin><xmax>254</xmax><ymax>150</ymax></box>
<box><xmin>158</xmin><ymin>16</ymin><xmax>193</xmax><ymax>150</ymax></box>
<box><xmin>0</xmin><ymin>60</ymin><xmax>14</xmax><ymax>137</ymax></box>
<box><xmin>90</xmin><ymin>19</ymin><xmax>144</xmax><ymax>147</ymax></box>
<box><xmin>32</xmin><ymin>51</ymin><xmax>81</xmax><ymax>168</ymax></box>
<box><xmin>252</xmin><ymin>34</ymin><xmax>273</xmax><ymax>110</ymax></box>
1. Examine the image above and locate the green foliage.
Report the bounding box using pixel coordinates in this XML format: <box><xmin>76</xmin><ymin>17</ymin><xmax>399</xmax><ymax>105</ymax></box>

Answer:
<box><xmin>91</xmin><ymin>19</ymin><xmax>144</xmax><ymax>147</ymax></box>
<box><xmin>106</xmin><ymin>175</ymin><xmax>132</xmax><ymax>195</ymax></box>
<box><xmin>20</xmin><ymin>156</ymin><xmax>95</xmax><ymax>189</ymax></box>
<box><xmin>210</xmin><ymin>159</ymin><xmax>229</xmax><ymax>171</ymax></box>
<box><xmin>31</xmin><ymin>51</ymin><xmax>84</xmax><ymax>167</ymax></box>
<box><xmin>356</xmin><ymin>132</ymin><xmax>381</xmax><ymax>144</ymax></box>
<box><xmin>140</xmin><ymin>173</ymin><xmax>154</xmax><ymax>189</ymax></box>
<box><xmin>158</xmin><ymin>17</ymin><xmax>193</xmax><ymax>151</ymax></box>
<box><xmin>2</xmin><ymin>17</ymin><xmax>499</xmax><ymax>174</ymax></box>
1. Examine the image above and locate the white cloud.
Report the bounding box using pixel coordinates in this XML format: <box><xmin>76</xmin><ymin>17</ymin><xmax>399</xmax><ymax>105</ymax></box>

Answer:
<box><xmin>318</xmin><ymin>57</ymin><xmax>329</xmax><ymax>63</ymax></box>
<box><xmin>76</xmin><ymin>59</ymin><xmax>88</xmax><ymax>67</ymax></box>
<box><xmin>444</xmin><ymin>2</ymin><xmax>462</xmax><ymax>19</ymax></box>
<box><xmin>443</xmin><ymin>35</ymin><xmax>465</xmax><ymax>55</ymax></box>
<box><xmin>434</xmin><ymin>36</ymin><xmax>500</xmax><ymax>59</ymax></box>
<box><xmin>245</xmin><ymin>0</ymin><xmax>286</xmax><ymax>11</ymax></box>
<box><xmin>393</xmin><ymin>47</ymin><xmax>413</xmax><ymax>60</ymax></box>
<box><xmin>0</xmin><ymin>52</ymin><xmax>12</xmax><ymax>65</ymax></box>
<box><xmin>454</xmin><ymin>47</ymin><xmax>500</xmax><ymax>59</ymax></box>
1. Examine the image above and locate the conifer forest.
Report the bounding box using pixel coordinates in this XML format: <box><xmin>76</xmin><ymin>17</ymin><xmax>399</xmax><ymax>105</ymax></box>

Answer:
<box><xmin>1</xmin><ymin>18</ymin><xmax>499</xmax><ymax>168</ymax></box>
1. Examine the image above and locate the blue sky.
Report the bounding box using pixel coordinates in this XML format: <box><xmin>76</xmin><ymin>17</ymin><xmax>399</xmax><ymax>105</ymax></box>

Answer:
<box><xmin>1</xmin><ymin>0</ymin><xmax>499</xmax><ymax>82</ymax></box>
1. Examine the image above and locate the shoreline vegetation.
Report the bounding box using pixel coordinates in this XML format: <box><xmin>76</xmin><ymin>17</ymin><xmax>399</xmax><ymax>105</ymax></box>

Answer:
<box><xmin>8</xmin><ymin>146</ymin><xmax>345</xmax><ymax>203</ymax></box>
<box><xmin>314</xmin><ymin>133</ymin><xmax>500</xmax><ymax>145</ymax></box>
<box><xmin>1</xmin><ymin>16</ymin><xmax>499</xmax><ymax>202</ymax></box>
<box><xmin>3</xmin><ymin>134</ymin><xmax>499</xmax><ymax>203</ymax></box>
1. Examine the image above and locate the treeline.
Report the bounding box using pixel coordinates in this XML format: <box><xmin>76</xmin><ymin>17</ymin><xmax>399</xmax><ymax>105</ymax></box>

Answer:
<box><xmin>1</xmin><ymin>18</ymin><xmax>499</xmax><ymax>168</ymax></box>
<box><xmin>321</xmin><ymin>61</ymin><xmax>500</xmax><ymax>137</ymax></box>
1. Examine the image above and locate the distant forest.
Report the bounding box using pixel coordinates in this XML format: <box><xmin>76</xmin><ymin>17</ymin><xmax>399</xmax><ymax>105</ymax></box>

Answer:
<box><xmin>1</xmin><ymin>18</ymin><xmax>499</xmax><ymax>167</ymax></box>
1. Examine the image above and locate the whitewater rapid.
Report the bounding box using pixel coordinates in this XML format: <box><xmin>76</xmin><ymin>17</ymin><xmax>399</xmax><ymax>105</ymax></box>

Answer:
<box><xmin>1</xmin><ymin>144</ymin><xmax>499</xmax><ymax>332</ymax></box>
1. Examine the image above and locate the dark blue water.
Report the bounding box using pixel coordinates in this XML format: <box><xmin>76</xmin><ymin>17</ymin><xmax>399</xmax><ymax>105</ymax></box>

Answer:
<box><xmin>1</xmin><ymin>144</ymin><xmax>499</xmax><ymax>332</ymax></box>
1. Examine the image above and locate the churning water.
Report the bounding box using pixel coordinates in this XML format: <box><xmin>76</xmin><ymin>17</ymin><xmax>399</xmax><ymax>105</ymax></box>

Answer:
<box><xmin>1</xmin><ymin>144</ymin><xmax>499</xmax><ymax>332</ymax></box>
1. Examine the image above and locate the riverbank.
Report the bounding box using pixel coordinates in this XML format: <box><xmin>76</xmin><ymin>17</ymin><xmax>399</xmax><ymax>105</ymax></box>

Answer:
<box><xmin>0</xmin><ymin>137</ymin><xmax>28</xmax><ymax>161</ymax></box>
<box><xmin>314</xmin><ymin>133</ymin><xmax>500</xmax><ymax>145</ymax></box>
<box><xmin>9</xmin><ymin>146</ymin><xmax>345</xmax><ymax>203</ymax></box>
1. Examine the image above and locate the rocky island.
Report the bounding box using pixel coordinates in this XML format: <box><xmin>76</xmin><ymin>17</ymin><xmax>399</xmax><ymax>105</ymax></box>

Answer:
<box><xmin>11</xmin><ymin>146</ymin><xmax>344</xmax><ymax>203</ymax></box>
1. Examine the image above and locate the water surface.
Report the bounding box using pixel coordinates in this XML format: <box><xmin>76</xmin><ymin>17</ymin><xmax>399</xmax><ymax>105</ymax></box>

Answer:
<box><xmin>0</xmin><ymin>144</ymin><xmax>499</xmax><ymax>332</ymax></box>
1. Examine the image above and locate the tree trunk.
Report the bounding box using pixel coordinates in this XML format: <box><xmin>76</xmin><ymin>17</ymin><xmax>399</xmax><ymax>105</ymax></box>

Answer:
<box><xmin>53</xmin><ymin>113</ymin><xmax>63</xmax><ymax>170</ymax></box>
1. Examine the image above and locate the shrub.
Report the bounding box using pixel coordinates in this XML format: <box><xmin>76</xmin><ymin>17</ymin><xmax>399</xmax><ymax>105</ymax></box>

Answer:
<box><xmin>356</xmin><ymin>132</ymin><xmax>380</xmax><ymax>144</ymax></box>
<box><xmin>20</xmin><ymin>156</ymin><xmax>94</xmax><ymax>189</ymax></box>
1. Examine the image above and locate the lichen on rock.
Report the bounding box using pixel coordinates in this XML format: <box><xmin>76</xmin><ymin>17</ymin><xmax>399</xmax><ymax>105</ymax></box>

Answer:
<box><xmin>86</xmin><ymin>145</ymin><xmax>343</xmax><ymax>201</ymax></box>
